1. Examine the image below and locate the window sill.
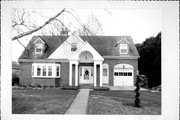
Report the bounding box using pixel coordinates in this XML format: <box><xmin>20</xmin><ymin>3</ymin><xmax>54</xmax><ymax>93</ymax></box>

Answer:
<box><xmin>35</xmin><ymin>52</ymin><xmax>43</xmax><ymax>54</ymax></box>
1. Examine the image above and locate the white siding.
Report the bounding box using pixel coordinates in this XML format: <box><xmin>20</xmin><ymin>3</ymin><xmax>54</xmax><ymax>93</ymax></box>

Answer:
<box><xmin>48</xmin><ymin>34</ymin><xmax>85</xmax><ymax>59</ymax></box>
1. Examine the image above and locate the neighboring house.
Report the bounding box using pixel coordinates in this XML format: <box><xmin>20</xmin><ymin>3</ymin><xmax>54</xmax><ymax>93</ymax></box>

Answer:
<box><xmin>18</xmin><ymin>32</ymin><xmax>139</xmax><ymax>87</ymax></box>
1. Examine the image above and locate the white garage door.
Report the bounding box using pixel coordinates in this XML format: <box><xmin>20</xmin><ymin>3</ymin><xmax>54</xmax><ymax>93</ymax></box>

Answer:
<box><xmin>114</xmin><ymin>64</ymin><xmax>134</xmax><ymax>86</ymax></box>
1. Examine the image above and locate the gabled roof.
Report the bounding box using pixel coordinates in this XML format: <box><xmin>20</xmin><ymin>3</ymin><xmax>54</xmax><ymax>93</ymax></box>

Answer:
<box><xmin>18</xmin><ymin>35</ymin><xmax>139</xmax><ymax>60</ymax></box>
<box><xmin>80</xmin><ymin>36</ymin><xmax>139</xmax><ymax>57</ymax></box>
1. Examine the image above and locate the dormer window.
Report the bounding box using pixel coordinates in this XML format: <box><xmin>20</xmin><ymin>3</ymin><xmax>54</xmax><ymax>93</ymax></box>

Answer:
<box><xmin>34</xmin><ymin>38</ymin><xmax>45</xmax><ymax>54</ymax></box>
<box><xmin>120</xmin><ymin>44</ymin><xmax>128</xmax><ymax>54</ymax></box>
<box><xmin>71</xmin><ymin>43</ymin><xmax>77</xmax><ymax>52</ymax></box>
<box><xmin>35</xmin><ymin>44</ymin><xmax>43</xmax><ymax>54</ymax></box>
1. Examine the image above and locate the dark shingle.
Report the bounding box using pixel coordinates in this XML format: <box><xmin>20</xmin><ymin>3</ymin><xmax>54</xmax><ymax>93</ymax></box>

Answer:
<box><xmin>18</xmin><ymin>35</ymin><xmax>139</xmax><ymax>60</ymax></box>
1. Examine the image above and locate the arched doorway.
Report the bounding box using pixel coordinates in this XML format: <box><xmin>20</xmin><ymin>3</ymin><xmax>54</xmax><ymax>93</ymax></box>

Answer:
<box><xmin>79</xmin><ymin>51</ymin><xmax>94</xmax><ymax>84</ymax></box>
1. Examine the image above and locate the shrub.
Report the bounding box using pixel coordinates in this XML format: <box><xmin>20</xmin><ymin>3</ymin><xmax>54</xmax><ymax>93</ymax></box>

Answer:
<box><xmin>27</xmin><ymin>84</ymin><xmax>33</xmax><ymax>88</ymax></box>
<box><xmin>12</xmin><ymin>73</ymin><xmax>19</xmax><ymax>86</ymax></box>
<box><xmin>93</xmin><ymin>87</ymin><xmax>110</xmax><ymax>91</ymax></box>
<box><xmin>21</xmin><ymin>85</ymin><xmax>27</xmax><ymax>88</ymax></box>
<box><xmin>37</xmin><ymin>85</ymin><xmax>41</xmax><ymax>88</ymax></box>
<box><xmin>139</xmin><ymin>75</ymin><xmax>148</xmax><ymax>88</ymax></box>
<box><xmin>61</xmin><ymin>86</ymin><xmax>79</xmax><ymax>90</ymax></box>
<box><xmin>42</xmin><ymin>85</ymin><xmax>48</xmax><ymax>89</ymax></box>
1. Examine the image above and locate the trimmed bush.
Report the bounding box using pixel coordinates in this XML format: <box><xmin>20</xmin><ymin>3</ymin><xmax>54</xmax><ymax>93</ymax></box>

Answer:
<box><xmin>37</xmin><ymin>85</ymin><xmax>41</xmax><ymax>88</ymax></box>
<box><xmin>93</xmin><ymin>87</ymin><xmax>110</xmax><ymax>91</ymax></box>
<box><xmin>42</xmin><ymin>85</ymin><xmax>48</xmax><ymax>89</ymax></box>
<box><xmin>12</xmin><ymin>72</ymin><xmax>20</xmax><ymax>86</ymax></box>
<box><xmin>61</xmin><ymin>86</ymin><xmax>79</xmax><ymax>90</ymax></box>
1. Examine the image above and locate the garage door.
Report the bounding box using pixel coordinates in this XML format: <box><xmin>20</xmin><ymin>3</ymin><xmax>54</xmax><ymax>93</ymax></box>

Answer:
<box><xmin>114</xmin><ymin>64</ymin><xmax>134</xmax><ymax>86</ymax></box>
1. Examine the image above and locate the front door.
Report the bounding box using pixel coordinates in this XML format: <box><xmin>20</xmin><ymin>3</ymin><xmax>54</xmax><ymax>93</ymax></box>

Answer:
<box><xmin>79</xmin><ymin>66</ymin><xmax>93</xmax><ymax>84</ymax></box>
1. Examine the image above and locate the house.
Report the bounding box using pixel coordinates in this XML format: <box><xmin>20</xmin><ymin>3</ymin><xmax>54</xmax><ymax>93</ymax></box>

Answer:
<box><xmin>18</xmin><ymin>32</ymin><xmax>139</xmax><ymax>87</ymax></box>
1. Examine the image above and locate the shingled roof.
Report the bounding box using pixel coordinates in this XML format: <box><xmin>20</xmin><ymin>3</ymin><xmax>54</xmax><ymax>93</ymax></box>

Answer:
<box><xmin>18</xmin><ymin>35</ymin><xmax>139</xmax><ymax>60</ymax></box>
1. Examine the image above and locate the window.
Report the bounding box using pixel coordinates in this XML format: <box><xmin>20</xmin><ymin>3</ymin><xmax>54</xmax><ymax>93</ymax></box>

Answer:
<box><xmin>114</xmin><ymin>72</ymin><xmax>132</xmax><ymax>76</ymax></box>
<box><xmin>128</xmin><ymin>72</ymin><xmax>132</xmax><ymax>76</ymax></box>
<box><xmin>32</xmin><ymin>66</ymin><xmax>34</xmax><ymax>76</ymax></box>
<box><xmin>37</xmin><ymin>66</ymin><xmax>41</xmax><ymax>76</ymax></box>
<box><xmin>114</xmin><ymin>72</ymin><xmax>118</xmax><ymax>76</ymax></box>
<box><xmin>43</xmin><ymin>66</ymin><xmax>46</xmax><ymax>76</ymax></box>
<box><xmin>120</xmin><ymin>72</ymin><xmax>123</xmax><ymax>76</ymax></box>
<box><xmin>103</xmin><ymin>64</ymin><xmax>109</xmax><ymax>77</ymax></box>
<box><xmin>48</xmin><ymin>66</ymin><xmax>52</xmax><ymax>76</ymax></box>
<box><xmin>103</xmin><ymin>68</ymin><xmax>107</xmax><ymax>76</ymax></box>
<box><xmin>120</xmin><ymin>44</ymin><xmax>128</xmax><ymax>54</ymax></box>
<box><xmin>35</xmin><ymin>44</ymin><xmax>43</xmax><ymax>54</ymax></box>
<box><xmin>71</xmin><ymin>43</ymin><xmax>77</xmax><ymax>51</ymax></box>
<box><xmin>124</xmin><ymin>72</ymin><xmax>128</xmax><ymax>76</ymax></box>
<box><xmin>80</xmin><ymin>67</ymin><xmax>82</xmax><ymax>76</ymax></box>
<box><xmin>56</xmin><ymin>66</ymin><xmax>60</xmax><ymax>77</ymax></box>
<box><xmin>32</xmin><ymin>63</ymin><xmax>60</xmax><ymax>78</ymax></box>
<box><xmin>91</xmin><ymin>67</ymin><xmax>93</xmax><ymax>76</ymax></box>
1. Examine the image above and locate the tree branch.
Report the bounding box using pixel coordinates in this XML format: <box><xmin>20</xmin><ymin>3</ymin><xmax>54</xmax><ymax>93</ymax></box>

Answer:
<box><xmin>17</xmin><ymin>39</ymin><xmax>26</xmax><ymax>49</ymax></box>
<box><xmin>12</xmin><ymin>8</ymin><xmax>65</xmax><ymax>41</ymax></box>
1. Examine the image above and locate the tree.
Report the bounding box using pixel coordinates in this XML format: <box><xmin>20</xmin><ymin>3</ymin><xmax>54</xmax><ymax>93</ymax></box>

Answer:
<box><xmin>12</xmin><ymin>8</ymin><xmax>66</xmax><ymax>41</ymax></box>
<box><xmin>12</xmin><ymin>8</ymin><xmax>105</xmax><ymax>42</ymax></box>
<box><xmin>11</xmin><ymin>8</ymin><xmax>109</xmax><ymax>62</ymax></box>
<box><xmin>76</xmin><ymin>14</ymin><xmax>103</xmax><ymax>36</ymax></box>
<box><xmin>136</xmin><ymin>32</ymin><xmax>161</xmax><ymax>88</ymax></box>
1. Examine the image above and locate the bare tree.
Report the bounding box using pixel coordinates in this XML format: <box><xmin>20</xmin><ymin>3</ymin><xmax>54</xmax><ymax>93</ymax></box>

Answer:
<box><xmin>12</xmin><ymin>8</ymin><xmax>110</xmax><ymax>43</ymax></box>
<box><xmin>12</xmin><ymin>8</ymin><xmax>65</xmax><ymax>41</ymax></box>
<box><xmin>79</xmin><ymin>14</ymin><xmax>103</xmax><ymax>35</ymax></box>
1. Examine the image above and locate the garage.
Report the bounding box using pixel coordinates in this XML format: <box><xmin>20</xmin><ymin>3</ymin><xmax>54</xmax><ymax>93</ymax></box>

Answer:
<box><xmin>114</xmin><ymin>64</ymin><xmax>134</xmax><ymax>86</ymax></box>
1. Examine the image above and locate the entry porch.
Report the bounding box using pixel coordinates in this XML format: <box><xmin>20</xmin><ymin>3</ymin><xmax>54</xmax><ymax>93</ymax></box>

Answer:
<box><xmin>68</xmin><ymin>41</ymin><xmax>104</xmax><ymax>87</ymax></box>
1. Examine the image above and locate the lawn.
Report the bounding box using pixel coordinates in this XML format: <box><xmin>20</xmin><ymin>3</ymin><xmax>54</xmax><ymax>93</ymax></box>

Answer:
<box><xmin>87</xmin><ymin>90</ymin><xmax>161</xmax><ymax>115</ymax></box>
<box><xmin>12</xmin><ymin>89</ymin><xmax>79</xmax><ymax>114</ymax></box>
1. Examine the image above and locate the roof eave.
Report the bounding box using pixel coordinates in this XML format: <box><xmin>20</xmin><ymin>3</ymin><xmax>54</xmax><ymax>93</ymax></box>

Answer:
<box><xmin>103</xmin><ymin>56</ymin><xmax>140</xmax><ymax>59</ymax></box>
<box><xmin>18</xmin><ymin>59</ymin><xmax>69</xmax><ymax>63</ymax></box>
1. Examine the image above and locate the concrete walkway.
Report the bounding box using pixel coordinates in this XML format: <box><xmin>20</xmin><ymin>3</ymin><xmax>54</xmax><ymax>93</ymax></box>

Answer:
<box><xmin>65</xmin><ymin>89</ymin><xmax>90</xmax><ymax>114</ymax></box>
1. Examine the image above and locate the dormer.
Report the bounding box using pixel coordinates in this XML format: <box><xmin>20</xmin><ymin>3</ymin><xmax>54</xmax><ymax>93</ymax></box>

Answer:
<box><xmin>118</xmin><ymin>38</ymin><xmax>129</xmax><ymax>55</ymax></box>
<box><xmin>34</xmin><ymin>38</ymin><xmax>45</xmax><ymax>55</ymax></box>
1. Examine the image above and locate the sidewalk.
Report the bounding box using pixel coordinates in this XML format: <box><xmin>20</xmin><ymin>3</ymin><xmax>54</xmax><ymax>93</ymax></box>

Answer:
<box><xmin>65</xmin><ymin>89</ymin><xmax>90</xmax><ymax>114</ymax></box>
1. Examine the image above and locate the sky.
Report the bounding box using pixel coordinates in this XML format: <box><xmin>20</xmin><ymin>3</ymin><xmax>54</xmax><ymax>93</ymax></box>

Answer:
<box><xmin>12</xmin><ymin>9</ymin><xmax>162</xmax><ymax>61</ymax></box>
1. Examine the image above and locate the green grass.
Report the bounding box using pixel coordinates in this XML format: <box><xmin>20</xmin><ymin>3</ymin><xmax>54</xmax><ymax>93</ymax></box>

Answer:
<box><xmin>12</xmin><ymin>89</ymin><xmax>79</xmax><ymax>114</ymax></box>
<box><xmin>87</xmin><ymin>90</ymin><xmax>161</xmax><ymax>115</ymax></box>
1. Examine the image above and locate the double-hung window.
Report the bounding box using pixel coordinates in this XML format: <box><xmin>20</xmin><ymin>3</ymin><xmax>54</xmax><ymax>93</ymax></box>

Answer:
<box><xmin>103</xmin><ymin>68</ymin><xmax>108</xmax><ymax>76</ymax></box>
<box><xmin>103</xmin><ymin>64</ymin><xmax>109</xmax><ymax>76</ymax></box>
<box><xmin>71</xmin><ymin>43</ymin><xmax>77</xmax><ymax>52</ymax></box>
<box><xmin>56</xmin><ymin>66</ymin><xmax>60</xmax><ymax>77</ymax></box>
<box><xmin>120</xmin><ymin>44</ymin><xmax>128</xmax><ymax>54</ymax></box>
<box><xmin>37</xmin><ymin>66</ymin><xmax>41</xmax><ymax>76</ymax></box>
<box><xmin>48</xmin><ymin>66</ymin><xmax>52</xmax><ymax>76</ymax></box>
<box><xmin>42</xmin><ymin>66</ymin><xmax>46</xmax><ymax>76</ymax></box>
<box><xmin>35</xmin><ymin>44</ymin><xmax>43</xmax><ymax>54</ymax></box>
<box><xmin>32</xmin><ymin>63</ymin><xmax>60</xmax><ymax>78</ymax></box>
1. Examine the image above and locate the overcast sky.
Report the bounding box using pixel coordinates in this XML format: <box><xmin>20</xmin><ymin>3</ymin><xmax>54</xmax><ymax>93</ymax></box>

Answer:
<box><xmin>12</xmin><ymin>9</ymin><xmax>162</xmax><ymax>61</ymax></box>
